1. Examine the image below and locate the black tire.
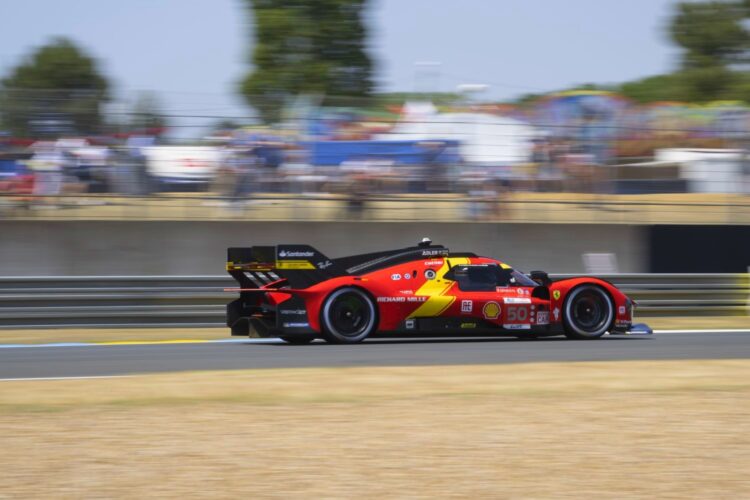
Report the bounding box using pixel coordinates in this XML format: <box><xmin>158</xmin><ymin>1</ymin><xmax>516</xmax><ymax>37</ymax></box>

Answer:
<box><xmin>320</xmin><ymin>287</ymin><xmax>377</xmax><ymax>344</ymax></box>
<box><xmin>562</xmin><ymin>285</ymin><xmax>614</xmax><ymax>340</ymax></box>
<box><xmin>280</xmin><ymin>335</ymin><xmax>315</xmax><ymax>345</ymax></box>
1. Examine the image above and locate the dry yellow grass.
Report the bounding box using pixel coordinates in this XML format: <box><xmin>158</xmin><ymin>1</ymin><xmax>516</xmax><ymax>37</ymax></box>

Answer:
<box><xmin>647</xmin><ymin>315</ymin><xmax>749</xmax><ymax>330</ymax></box>
<box><xmin>1</xmin><ymin>360</ymin><xmax>750</xmax><ymax>498</ymax></box>
<box><xmin>0</xmin><ymin>327</ymin><xmax>230</xmax><ymax>345</ymax></box>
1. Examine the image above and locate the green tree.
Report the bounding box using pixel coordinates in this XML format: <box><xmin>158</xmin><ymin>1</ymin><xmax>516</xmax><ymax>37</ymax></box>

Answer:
<box><xmin>619</xmin><ymin>74</ymin><xmax>689</xmax><ymax>103</ymax></box>
<box><xmin>618</xmin><ymin>1</ymin><xmax>750</xmax><ymax>104</ymax></box>
<box><xmin>128</xmin><ymin>91</ymin><xmax>168</xmax><ymax>134</ymax></box>
<box><xmin>240</xmin><ymin>0</ymin><xmax>374</xmax><ymax>123</ymax></box>
<box><xmin>376</xmin><ymin>92</ymin><xmax>461</xmax><ymax>107</ymax></box>
<box><xmin>210</xmin><ymin>119</ymin><xmax>242</xmax><ymax>132</ymax></box>
<box><xmin>670</xmin><ymin>0</ymin><xmax>749</xmax><ymax>68</ymax></box>
<box><xmin>0</xmin><ymin>38</ymin><xmax>109</xmax><ymax>136</ymax></box>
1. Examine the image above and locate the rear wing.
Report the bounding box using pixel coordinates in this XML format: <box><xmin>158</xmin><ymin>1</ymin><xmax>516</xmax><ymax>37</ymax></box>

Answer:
<box><xmin>227</xmin><ymin>245</ymin><xmax>347</xmax><ymax>289</ymax></box>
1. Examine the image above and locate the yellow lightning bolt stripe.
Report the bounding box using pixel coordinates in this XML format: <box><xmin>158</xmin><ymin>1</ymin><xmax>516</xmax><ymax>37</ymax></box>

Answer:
<box><xmin>408</xmin><ymin>257</ymin><xmax>471</xmax><ymax>319</ymax></box>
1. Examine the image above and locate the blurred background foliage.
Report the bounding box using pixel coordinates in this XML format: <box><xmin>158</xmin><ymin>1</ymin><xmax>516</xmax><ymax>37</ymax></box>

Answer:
<box><xmin>618</xmin><ymin>0</ymin><xmax>750</xmax><ymax>104</ymax></box>
<box><xmin>509</xmin><ymin>1</ymin><xmax>750</xmax><ymax>107</ymax></box>
<box><xmin>0</xmin><ymin>37</ymin><xmax>109</xmax><ymax>136</ymax></box>
<box><xmin>1</xmin><ymin>0</ymin><xmax>750</xmax><ymax>129</ymax></box>
<box><xmin>239</xmin><ymin>0</ymin><xmax>374</xmax><ymax>123</ymax></box>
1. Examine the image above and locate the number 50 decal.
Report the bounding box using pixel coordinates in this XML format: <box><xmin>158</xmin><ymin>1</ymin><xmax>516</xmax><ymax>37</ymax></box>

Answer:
<box><xmin>506</xmin><ymin>306</ymin><xmax>528</xmax><ymax>322</ymax></box>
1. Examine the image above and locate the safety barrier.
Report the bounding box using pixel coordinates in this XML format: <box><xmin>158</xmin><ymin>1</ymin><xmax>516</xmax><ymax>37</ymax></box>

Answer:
<box><xmin>0</xmin><ymin>274</ymin><xmax>747</xmax><ymax>329</ymax></box>
<box><xmin>554</xmin><ymin>273</ymin><xmax>750</xmax><ymax>317</ymax></box>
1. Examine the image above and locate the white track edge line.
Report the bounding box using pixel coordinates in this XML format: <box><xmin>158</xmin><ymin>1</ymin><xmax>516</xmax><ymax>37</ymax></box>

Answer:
<box><xmin>0</xmin><ymin>338</ymin><xmax>276</xmax><ymax>349</ymax></box>
<box><xmin>0</xmin><ymin>330</ymin><xmax>748</xmax><ymax>350</ymax></box>
<box><xmin>653</xmin><ymin>329</ymin><xmax>749</xmax><ymax>334</ymax></box>
<box><xmin>0</xmin><ymin>375</ymin><xmax>134</xmax><ymax>382</ymax></box>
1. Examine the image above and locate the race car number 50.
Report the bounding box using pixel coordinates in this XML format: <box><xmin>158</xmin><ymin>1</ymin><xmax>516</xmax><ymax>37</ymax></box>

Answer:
<box><xmin>505</xmin><ymin>306</ymin><xmax>528</xmax><ymax>322</ymax></box>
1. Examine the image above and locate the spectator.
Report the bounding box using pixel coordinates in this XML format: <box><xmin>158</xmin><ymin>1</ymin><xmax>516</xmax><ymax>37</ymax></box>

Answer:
<box><xmin>28</xmin><ymin>142</ymin><xmax>65</xmax><ymax>207</ymax></box>
<box><xmin>230</xmin><ymin>146</ymin><xmax>258</xmax><ymax>206</ymax></box>
<box><xmin>254</xmin><ymin>138</ymin><xmax>284</xmax><ymax>192</ymax></box>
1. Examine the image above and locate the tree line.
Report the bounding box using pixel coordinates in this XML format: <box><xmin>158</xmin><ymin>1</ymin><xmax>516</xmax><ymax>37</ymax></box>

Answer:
<box><xmin>1</xmin><ymin>0</ymin><xmax>749</xmax><ymax>136</ymax></box>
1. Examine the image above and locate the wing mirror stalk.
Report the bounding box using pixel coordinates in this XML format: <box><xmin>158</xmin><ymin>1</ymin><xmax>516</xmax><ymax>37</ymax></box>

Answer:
<box><xmin>529</xmin><ymin>270</ymin><xmax>552</xmax><ymax>287</ymax></box>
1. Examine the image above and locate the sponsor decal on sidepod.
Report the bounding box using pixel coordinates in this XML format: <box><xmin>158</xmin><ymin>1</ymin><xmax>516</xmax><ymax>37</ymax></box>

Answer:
<box><xmin>482</xmin><ymin>302</ymin><xmax>501</xmax><ymax>320</ymax></box>
<box><xmin>378</xmin><ymin>296</ymin><xmax>428</xmax><ymax>303</ymax></box>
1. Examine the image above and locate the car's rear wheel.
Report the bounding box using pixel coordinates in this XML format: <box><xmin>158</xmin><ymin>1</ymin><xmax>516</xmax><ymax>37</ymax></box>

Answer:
<box><xmin>280</xmin><ymin>335</ymin><xmax>315</xmax><ymax>345</ymax></box>
<box><xmin>321</xmin><ymin>287</ymin><xmax>377</xmax><ymax>344</ymax></box>
<box><xmin>562</xmin><ymin>285</ymin><xmax>614</xmax><ymax>339</ymax></box>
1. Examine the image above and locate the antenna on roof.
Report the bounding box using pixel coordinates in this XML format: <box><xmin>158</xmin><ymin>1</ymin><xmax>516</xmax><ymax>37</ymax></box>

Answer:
<box><xmin>419</xmin><ymin>237</ymin><xmax>432</xmax><ymax>247</ymax></box>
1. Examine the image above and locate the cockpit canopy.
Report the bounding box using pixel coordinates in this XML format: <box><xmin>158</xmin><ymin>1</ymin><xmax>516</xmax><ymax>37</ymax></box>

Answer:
<box><xmin>444</xmin><ymin>264</ymin><xmax>538</xmax><ymax>292</ymax></box>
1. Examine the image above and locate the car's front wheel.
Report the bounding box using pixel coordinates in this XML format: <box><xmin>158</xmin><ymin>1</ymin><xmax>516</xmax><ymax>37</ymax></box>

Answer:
<box><xmin>320</xmin><ymin>287</ymin><xmax>377</xmax><ymax>344</ymax></box>
<box><xmin>562</xmin><ymin>285</ymin><xmax>614</xmax><ymax>340</ymax></box>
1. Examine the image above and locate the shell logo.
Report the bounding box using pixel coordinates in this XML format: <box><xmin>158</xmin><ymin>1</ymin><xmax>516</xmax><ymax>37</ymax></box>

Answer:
<box><xmin>482</xmin><ymin>301</ymin><xmax>501</xmax><ymax>320</ymax></box>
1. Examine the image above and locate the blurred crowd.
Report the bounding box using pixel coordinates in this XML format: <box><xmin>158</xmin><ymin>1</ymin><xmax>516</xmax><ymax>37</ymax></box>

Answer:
<box><xmin>2</xmin><ymin>90</ymin><xmax>750</xmax><ymax>211</ymax></box>
<box><xmin>0</xmin><ymin>133</ymin><xmax>644</xmax><ymax>204</ymax></box>
<box><xmin>0</xmin><ymin>137</ymin><xmax>155</xmax><ymax>203</ymax></box>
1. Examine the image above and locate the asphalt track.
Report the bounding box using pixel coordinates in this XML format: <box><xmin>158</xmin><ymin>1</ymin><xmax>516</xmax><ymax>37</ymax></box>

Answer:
<box><xmin>0</xmin><ymin>331</ymin><xmax>749</xmax><ymax>379</ymax></box>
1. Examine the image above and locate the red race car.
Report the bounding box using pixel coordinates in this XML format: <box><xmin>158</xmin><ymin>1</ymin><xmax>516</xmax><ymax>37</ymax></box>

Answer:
<box><xmin>226</xmin><ymin>238</ymin><xmax>651</xmax><ymax>344</ymax></box>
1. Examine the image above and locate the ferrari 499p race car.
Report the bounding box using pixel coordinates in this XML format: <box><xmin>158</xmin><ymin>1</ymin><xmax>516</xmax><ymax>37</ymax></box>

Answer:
<box><xmin>226</xmin><ymin>239</ymin><xmax>651</xmax><ymax>344</ymax></box>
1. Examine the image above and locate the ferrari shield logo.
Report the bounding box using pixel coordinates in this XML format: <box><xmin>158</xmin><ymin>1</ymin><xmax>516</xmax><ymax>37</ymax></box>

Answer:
<box><xmin>553</xmin><ymin>290</ymin><xmax>561</xmax><ymax>300</ymax></box>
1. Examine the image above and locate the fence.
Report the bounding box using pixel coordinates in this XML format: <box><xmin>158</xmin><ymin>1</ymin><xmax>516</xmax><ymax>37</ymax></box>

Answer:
<box><xmin>0</xmin><ymin>274</ymin><xmax>747</xmax><ymax>329</ymax></box>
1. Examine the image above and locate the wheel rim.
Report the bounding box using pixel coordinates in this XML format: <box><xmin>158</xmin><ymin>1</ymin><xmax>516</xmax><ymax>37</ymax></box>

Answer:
<box><xmin>571</xmin><ymin>290</ymin><xmax>609</xmax><ymax>333</ymax></box>
<box><xmin>328</xmin><ymin>292</ymin><xmax>372</xmax><ymax>337</ymax></box>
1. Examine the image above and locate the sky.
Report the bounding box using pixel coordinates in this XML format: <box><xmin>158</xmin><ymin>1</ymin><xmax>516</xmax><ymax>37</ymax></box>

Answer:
<box><xmin>0</xmin><ymin>0</ymin><xmax>681</xmax><ymax>135</ymax></box>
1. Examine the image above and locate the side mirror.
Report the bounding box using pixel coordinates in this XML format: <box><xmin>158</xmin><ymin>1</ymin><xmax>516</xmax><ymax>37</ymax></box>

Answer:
<box><xmin>529</xmin><ymin>270</ymin><xmax>552</xmax><ymax>287</ymax></box>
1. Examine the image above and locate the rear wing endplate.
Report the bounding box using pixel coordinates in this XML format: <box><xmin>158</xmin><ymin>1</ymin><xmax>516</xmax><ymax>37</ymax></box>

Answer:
<box><xmin>227</xmin><ymin>245</ymin><xmax>346</xmax><ymax>289</ymax></box>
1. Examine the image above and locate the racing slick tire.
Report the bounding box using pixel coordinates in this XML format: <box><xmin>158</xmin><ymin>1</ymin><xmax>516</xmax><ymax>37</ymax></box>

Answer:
<box><xmin>320</xmin><ymin>287</ymin><xmax>377</xmax><ymax>344</ymax></box>
<box><xmin>562</xmin><ymin>285</ymin><xmax>614</xmax><ymax>340</ymax></box>
<box><xmin>280</xmin><ymin>335</ymin><xmax>315</xmax><ymax>345</ymax></box>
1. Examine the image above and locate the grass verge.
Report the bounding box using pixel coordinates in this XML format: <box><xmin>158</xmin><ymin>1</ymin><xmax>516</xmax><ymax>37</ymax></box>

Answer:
<box><xmin>0</xmin><ymin>327</ymin><xmax>230</xmax><ymax>344</ymax></box>
<box><xmin>1</xmin><ymin>360</ymin><xmax>749</xmax><ymax>498</ymax></box>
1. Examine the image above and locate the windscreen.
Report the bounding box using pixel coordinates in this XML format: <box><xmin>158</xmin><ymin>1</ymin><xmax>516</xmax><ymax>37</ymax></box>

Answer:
<box><xmin>508</xmin><ymin>270</ymin><xmax>539</xmax><ymax>287</ymax></box>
